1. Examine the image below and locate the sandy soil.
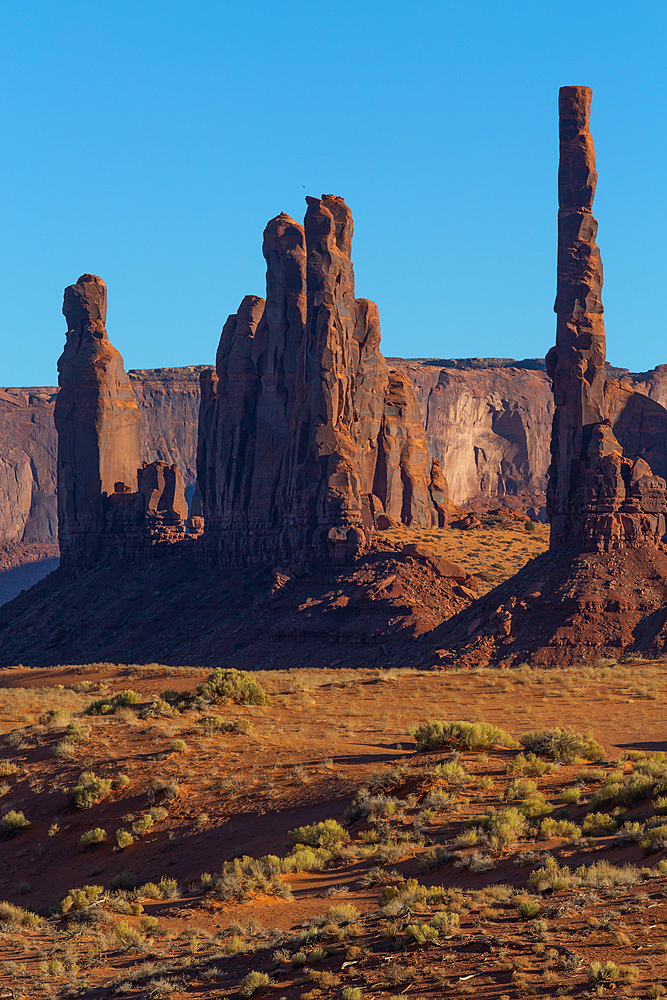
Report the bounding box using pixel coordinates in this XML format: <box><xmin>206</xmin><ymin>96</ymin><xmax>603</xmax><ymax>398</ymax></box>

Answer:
<box><xmin>0</xmin><ymin>656</ymin><xmax>666</xmax><ymax>998</ymax></box>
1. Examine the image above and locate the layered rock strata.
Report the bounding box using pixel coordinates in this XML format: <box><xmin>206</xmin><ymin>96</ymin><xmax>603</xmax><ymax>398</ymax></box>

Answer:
<box><xmin>198</xmin><ymin>195</ymin><xmax>445</xmax><ymax>566</ymax></box>
<box><xmin>54</xmin><ymin>275</ymin><xmax>188</xmax><ymax>568</ymax></box>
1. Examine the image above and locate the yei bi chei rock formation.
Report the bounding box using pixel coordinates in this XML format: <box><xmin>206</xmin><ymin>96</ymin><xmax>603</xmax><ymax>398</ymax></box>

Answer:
<box><xmin>197</xmin><ymin>195</ymin><xmax>449</xmax><ymax>566</ymax></box>
<box><xmin>54</xmin><ymin>275</ymin><xmax>189</xmax><ymax>568</ymax></box>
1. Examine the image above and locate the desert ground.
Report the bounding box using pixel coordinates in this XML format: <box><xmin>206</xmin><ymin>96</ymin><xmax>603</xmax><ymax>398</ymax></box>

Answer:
<box><xmin>2</xmin><ymin>524</ymin><xmax>667</xmax><ymax>1000</ymax></box>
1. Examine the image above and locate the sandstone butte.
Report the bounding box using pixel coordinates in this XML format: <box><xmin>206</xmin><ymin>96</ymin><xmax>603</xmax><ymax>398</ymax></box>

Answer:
<box><xmin>429</xmin><ymin>85</ymin><xmax>667</xmax><ymax>666</ymax></box>
<box><xmin>197</xmin><ymin>195</ymin><xmax>449</xmax><ymax>567</ymax></box>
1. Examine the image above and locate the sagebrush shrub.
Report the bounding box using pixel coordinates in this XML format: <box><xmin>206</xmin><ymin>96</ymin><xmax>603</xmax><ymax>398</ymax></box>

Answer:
<box><xmin>413</xmin><ymin>720</ymin><xmax>517</xmax><ymax>752</ymax></box>
<box><xmin>80</xmin><ymin>827</ymin><xmax>107</xmax><ymax>849</ymax></box>
<box><xmin>61</xmin><ymin>885</ymin><xmax>103</xmax><ymax>913</ymax></box>
<box><xmin>66</xmin><ymin>771</ymin><xmax>113</xmax><ymax>809</ymax></box>
<box><xmin>198</xmin><ymin>668</ymin><xmax>269</xmax><ymax>705</ymax></box>
<box><xmin>0</xmin><ymin>810</ymin><xmax>29</xmax><ymax>837</ymax></box>
<box><xmin>287</xmin><ymin>819</ymin><xmax>347</xmax><ymax>848</ymax></box>
<box><xmin>520</xmin><ymin>727</ymin><xmax>604</xmax><ymax>764</ymax></box>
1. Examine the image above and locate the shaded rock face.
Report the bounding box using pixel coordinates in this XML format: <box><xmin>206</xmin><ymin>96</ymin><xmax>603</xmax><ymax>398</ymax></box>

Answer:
<box><xmin>55</xmin><ymin>275</ymin><xmax>143</xmax><ymax>567</ymax></box>
<box><xmin>546</xmin><ymin>88</ymin><xmax>667</xmax><ymax>551</ymax></box>
<box><xmin>0</xmin><ymin>369</ymin><xmax>203</xmax><ymax>550</ymax></box>
<box><xmin>54</xmin><ymin>276</ymin><xmax>189</xmax><ymax>568</ymax></box>
<box><xmin>388</xmin><ymin>360</ymin><xmax>554</xmax><ymax>509</ymax></box>
<box><xmin>198</xmin><ymin>195</ymin><xmax>442</xmax><ymax>566</ymax></box>
<box><xmin>0</xmin><ymin>386</ymin><xmax>59</xmax><ymax>544</ymax></box>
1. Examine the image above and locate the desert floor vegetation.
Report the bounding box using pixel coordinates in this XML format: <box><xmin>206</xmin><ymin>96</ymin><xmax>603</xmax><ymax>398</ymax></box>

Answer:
<box><xmin>0</xmin><ymin>658</ymin><xmax>666</xmax><ymax>997</ymax></box>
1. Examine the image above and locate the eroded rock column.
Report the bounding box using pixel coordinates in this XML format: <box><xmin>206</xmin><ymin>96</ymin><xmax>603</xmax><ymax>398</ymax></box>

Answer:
<box><xmin>54</xmin><ymin>275</ymin><xmax>142</xmax><ymax>567</ymax></box>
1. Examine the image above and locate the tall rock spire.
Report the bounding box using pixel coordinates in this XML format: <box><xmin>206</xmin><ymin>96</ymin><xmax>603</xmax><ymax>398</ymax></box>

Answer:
<box><xmin>54</xmin><ymin>274</ymin><xmax>142</xmax><ymax>567</ymax></box>
<box><xmin>547</xmin><ymin>86</ymin><xmax>607</xmax><ymax>545</ymax></box>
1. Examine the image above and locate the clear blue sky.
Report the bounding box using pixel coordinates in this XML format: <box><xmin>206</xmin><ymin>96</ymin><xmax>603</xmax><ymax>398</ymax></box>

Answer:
<box><xmin>1</xmin><ymin>1</ymin><xmax>666</xmax><ymax>386</ymax></box>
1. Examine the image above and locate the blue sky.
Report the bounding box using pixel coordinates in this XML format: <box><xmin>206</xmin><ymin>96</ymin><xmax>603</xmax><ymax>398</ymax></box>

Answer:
<box><xmin>1</xmin><ymin>1</ymin><xmax>666</xmax><ymax>385</ymax></box>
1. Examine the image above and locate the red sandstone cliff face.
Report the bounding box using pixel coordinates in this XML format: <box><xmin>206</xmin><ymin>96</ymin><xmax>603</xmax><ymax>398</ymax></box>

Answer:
<box><xmin>5</xmin><ymin>358</ymin><xmax>667</xmax><ymax>552</ymax></box>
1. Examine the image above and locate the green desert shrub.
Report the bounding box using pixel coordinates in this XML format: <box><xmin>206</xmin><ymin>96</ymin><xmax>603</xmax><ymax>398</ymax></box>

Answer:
<box><xmin>84</xmin><ymin>690</ymin><xmax>141</xmax><ymax>715</ymax></box>
<box><xmin>582</xmin><ymin>812</ymin><xmax>618</xmax><ymax>836</ymax></box>
<box><xmin>198</xmin><ymin>715</ymin><xmax>253</xmax><ymax>735</ymax></box>
<box><xmin>131</xmin><ymin>813</ymin><xmax>155</xmax><ymax>837</ymax></box>
<box><xmin>485</xmin><ymin>808</ymin><xmax>527</xmax><ymax>848</ymax></box>
<box><xmin>287</xmin><ymin>819</ymin><xmax>347</xmax><ymax>848</ymax></box>
<box><xmin>506</xmin><ymin>752</ymin><xmax>556</xmax><ymax>777</ymax></box>
<box><xmin>413</xmin><ymin>720</ymin><xmax>516</xmax><ymax>752</ymax></box>
<box><xmin>561</xmin><ymin>787</ymin><xmax>582</xmax><ymax>805</ymax></box>
<box><xmin>641</xmin><ymin>825</ymin><xmax>667</xmax><ymax>855</ymax></box>
<box><xmin>61</xmin><ymin>885</ymin><xmax>104</xmax><ymax>914</ymax></box>
<box><xmin>67</xmin><ymin>771</ymin><xmax>113</xmax><ymax>809</ymax></box>
<box><xmin>0</xmin><ymin>810</ymin><xmax>30</xmax><ymax>837</ymax></box>
<box><xmin>520</xmin><ymin>727</ymin><xmax>604</xmax><ymax>764</ymax></box>
<box><xmin>506</xmin><ymin>778</ymin><xmax>538</xmax><ymax>801</ymax></box>
<box><xmin>198</xmin><ymin>668</ymin><xmax>269</xmax><ymax>706</ymax></box>
<box><xmin>405</xmin><ymin>921</ymin><xmax>439</xmax><ymax>945</ymax></box>
<box><xmin>239</xmin><ymin>971</ymin><xmax>271</xmax><ymax>997</ymax></box>
<box><xmin>116</xmin><ymin>828</ymin><xmax>134</xmax><ymax>849</ymax></box>
<box><xmin>539</xmin><ymin>817</ymin><xmax>581</xmax><ymax>840</ymax></box>
<box><xmin>527</xmin><ymin>857</ymin><xmax>576</xmax><ymax>893</ymax></box>
<box><xmin>80</xmin><ymin>827</ymin><xmax>107</xmax><ymax>849</ymax></box>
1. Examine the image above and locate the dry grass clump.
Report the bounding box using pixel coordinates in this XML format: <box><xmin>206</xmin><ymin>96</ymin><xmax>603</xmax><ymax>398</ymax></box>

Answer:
<box><xmin>84</xmin><ymin>690</ymin><xmax>142</xmax><ymax>715</ymax></box>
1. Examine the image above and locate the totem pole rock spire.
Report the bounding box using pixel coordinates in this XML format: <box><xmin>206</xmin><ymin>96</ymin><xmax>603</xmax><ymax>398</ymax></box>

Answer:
<box><xmin>547</xmin><ymin>87</ymin><xmax>667</xmax><ymax>551</ymax></box>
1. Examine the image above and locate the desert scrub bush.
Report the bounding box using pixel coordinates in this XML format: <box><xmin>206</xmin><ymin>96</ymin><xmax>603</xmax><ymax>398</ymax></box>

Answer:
<box><xmin>116</xmin><ymin>828</ymin><xmax>134</xmax><ymax>849</ymax></box>
<box><xmin>0</xmin><ymin>760</ymin><xmax>17</xmax><ymax>777</ymax></box>
<box><xmin>213</xmin><ymin>856</ymin><xmax>292</xmax><ymax>899</ymax></box>
<box><xmin>61</xmin><ymin>885</ymin><xmax>104</xmax><ymax>913</ymax></box>
<box><xmin>405</xmin><ymin>921</ymin><xmax>439</xmax><ymax>945</ymax></box>
<box><xmin>111</xmin><ymin>918</ymin><xmax>144</xmax><ymax>951</ymax></box>
<box><xmin>341</xmin><ymin>990</ymin><xmax>362</xmax><ymax>1000</ymax></box>
<box><xmin>589</xmin><ymin>960</ymin><xmax>621</xmax><ymax>981</ymax></box>
<box><xmin>576</xmin><ymin>860</ymin><xmax>646</xmax><ymax>888</ymax></box>
<box><xmin>506</xmin><ymin>752</ymin><xmax>556</xmax><ymax>777</ymax></box>
<box><xmin>345</xmin><ymin>789</ymin><xmax>402</xmax><ymax>822</ymax></box>
<box><xmin>108</xmin><ymin>870</ymin><xmax>137</xmax><ymax>890</ymax></box>
<box><xmin>170</xmin><ymin>739</ymin><xmax>187</xmax><ymax>752</ymax></box>
<box><xmin>197</xmin><ymin>668</ymin><xmax>270</xmax><ymax>706</ymax></box>
<box><xmin>527</xmin><ymin>857</ymin><xmax>577</xmax><ymax>892</ymax></box>
<box><xmin>131</xmin><ymin>813</ymin><xmax>155</xmax><ymax>837</ymax></box>
<box><xmin>67</xmin><ymin>771</ymin><xmax>113</xmax><ymax>809</ymax></box>
<box><xmin>616</xmin><ymin>821</ymin><xmax>645</xmax><ymax>843</ymax></box>
<box><xmin>520</xmin><ymin>727</ymin><xmax>604</xmax><ymax>763</ymax></box>
<box><xmin>0</xmin><ymin>810</ymin><xmax>29</xmax><ymax>837</ymax></box>
<box><xmin>413</xmin><ymin>719</ymin><xmax>516</xmax><ymax>752</ymax></box>
<box><xmin>561</xmin><ymin>787</ymin><xmax>582</xmax><ymax>805</ymax></box>
<box><xmin>323</xmin><ymin>903</ymin><xmax>360</xmax><ymax>925</ymax></box>
<box><xmin>239</xmin><ymin>971</ymin><xmax>271</xmax><ymax>996</ymax></box>
<box><xmin>506</xmin><ymin>778</ymin><xmax>538</xmax><ymax>801</ymax></box>
<box><xmin>0</xmin><ymin>900</ymin><xmax>42</xmax><ymax>927</ymax></box>
<box><xmin>80</xmin><ymin>827</ymin><xmax>107</xmax><ymax>849</ymax></box>
<box><xmin>538</xmin><ymin>817</ymin><xmax>581</xmax><ymax>840</ymax></box>
<box><xmin>641</xmin><ymin>825</ymin><xmax>667</xmax><ymax>855</ymax></box>
<box><xmin>287</xmin><ymin>819</ymin><xmax>347</xmax><ymax>848</ymax></box>
<box><xmin>515</xmin><ymin>895</ymin><xmax>541</xmax><ymax>919</ymax></box>
<box><xmin>428</xmin><ymin>761</ymin><xmax>470</xmax><ymax>787</ymax></box>
<box><xmin>198</xmin><ymin>714</ymin><xmax>253</xmax><ymax>735</ymax></box>
<box><xmin>481</xmin><ymin>807</ymin><xmax>527</xmax><ymax>848</ymax></box>
<box><xmin>84</xmin><ymin>690</ymin><xmax>141</xmax><ymax>715</ymax></box>
<box><xmin>582</xmin><ymin>811</ymin><xmax>618</xmax><ymax>836</ymax></box>
<box><xmin>63</xmin><ymin>721</ymin><xmax>91</xmax><ymax>743</ymax></box>
<box><xmin>138</xmin><ymin>877</ymin><xmax>179</xmax><ymax>899</ymax></box>
<box><xmin>422</xmin><ymin>787</ymin><xmax>452</xmax><ymax>812</ymax></box>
